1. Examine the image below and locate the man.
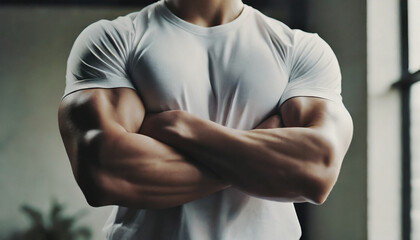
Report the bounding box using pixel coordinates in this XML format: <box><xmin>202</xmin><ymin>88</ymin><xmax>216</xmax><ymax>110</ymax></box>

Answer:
<box><xmin>58</xmin><ymin>0</ymin><xmax>353</xmax><ymax>239</ymax></box>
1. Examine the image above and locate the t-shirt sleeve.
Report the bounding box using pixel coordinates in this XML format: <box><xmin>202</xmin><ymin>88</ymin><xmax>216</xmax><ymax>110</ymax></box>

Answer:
<box><xmin>279</xmin><ymin>31</ymin><xmax>342</xmax><ymax>106</ymax></box>
<box><xmin>62</xmin><ymin>18</ymin><xmax>136</xmax><ymax>99</ymax></box>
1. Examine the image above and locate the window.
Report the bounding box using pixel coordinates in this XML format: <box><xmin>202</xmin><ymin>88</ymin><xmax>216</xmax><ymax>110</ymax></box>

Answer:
<box><xmin>398</xmin><ymin>0</ymin><xmax>420</xmax><ymax>239</ymax></box>
<box><xmin>409</xmin><ymin>0</ymin><xmax>420</xmax><ymax>239</ymax></box>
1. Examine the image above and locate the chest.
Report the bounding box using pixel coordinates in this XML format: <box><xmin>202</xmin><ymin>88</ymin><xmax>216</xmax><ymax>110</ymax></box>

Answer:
<box><xmin>129</xmin><ymin>31</ymin><xmax>289</xmax><ymax>123</ymax></box>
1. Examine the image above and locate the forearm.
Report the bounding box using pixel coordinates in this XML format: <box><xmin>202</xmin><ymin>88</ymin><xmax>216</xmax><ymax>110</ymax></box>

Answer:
<box><xmin>140</xmin><ymin>111</ymin><xmax>339</xmax><ymax>203</ymax></box>
<box><xmin>183</xmin><ymin>126</ymin><xmax>334</xmax><ymax>202</ymax></box>
<box><xmin>58</xmin><ymin>88</ymin><xmax>229</xmax><ymax>209</ymax></box>
<box><xmin>78</xmin><ymin>129</ymin><xmax>229</xmax><ymax>209</ymax></box>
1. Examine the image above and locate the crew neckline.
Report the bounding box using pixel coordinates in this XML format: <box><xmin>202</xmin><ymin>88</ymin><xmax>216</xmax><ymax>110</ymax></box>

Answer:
<box><xmin>156</xmin><ymin>0</ymin><xmax>251</xmax><ymax>36</ymax></box>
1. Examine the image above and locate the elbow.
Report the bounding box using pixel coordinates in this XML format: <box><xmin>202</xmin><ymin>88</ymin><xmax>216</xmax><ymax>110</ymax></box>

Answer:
<box><xmin>304</xmin><ymin>148</ymin><xmax>340</xmax><ymax>205</ymax></box>
<box><xmin>76</xmin><ymin>165</ymin><xmax>114</xmax><ymax>208</ymax></box>
<box><xmin>81</xmin><ymin>174</ymin><xmax>114</xmax><ymax>208</ymax></box>
<box><xmin>75</xmin><ymin>132</ymin><xmax>118</xmax><ymax>208</ymax></box>
<box><xmin>84</xmin><ymin>191</ymin><xmax>108</xmax><ymax>208</ymax></box>
<box><xmin>308</xmin><ymin>137</ymin><xmax>341</xmax><ymax>205</ymax></box>
<box><xmin>303</xmin><ymin>165</ymin><xmax>339</xmax><ymax>205</ymax></box>
<box><xmin>307</xmin><ymin>184</ymin><xmax>330</xmax><ymax>205</ymax></box>
<box><xmin>75</xmin><ymin>127</ymin><xmax>128</xmax><ymax>207</ymax></box>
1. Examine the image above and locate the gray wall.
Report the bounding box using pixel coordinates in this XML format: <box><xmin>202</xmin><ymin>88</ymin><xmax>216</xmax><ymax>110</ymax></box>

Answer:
<box><xmin>0</xmin><ymin>6</ymin><xmax>140</xmax><ymax>239</ymax></box>
<box><xmin>0</xmin><ymin>2</ymin><xmax>368</xmax><ymax>240</ymax></box>
<box><xmin>304</xmin><ymin>0</ymin><xmax>368</xmax><ymax>239</ymax></box>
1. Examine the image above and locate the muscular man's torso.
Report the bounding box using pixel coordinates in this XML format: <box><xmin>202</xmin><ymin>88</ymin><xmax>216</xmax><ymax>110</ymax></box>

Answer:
<box><xmin>64</xmin><ymin>1</ymin><xmax>342</xmax><ymax>238</ymax></box>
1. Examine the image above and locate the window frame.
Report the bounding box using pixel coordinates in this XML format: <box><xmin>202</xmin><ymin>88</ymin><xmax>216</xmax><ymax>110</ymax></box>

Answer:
<box><xmin>392</xmin><ymin>0</ymin><xmax>420</xmax><ymax>239</ymax></box>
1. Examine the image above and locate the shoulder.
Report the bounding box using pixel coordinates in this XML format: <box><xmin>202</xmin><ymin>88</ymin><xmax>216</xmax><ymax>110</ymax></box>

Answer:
<box><xmin>246</xmin><ymin>9</ymin><xmax>331</xmax><ymax>63</ymax></box>
<box><xmin>73</xmin><ymin>15</ymin><xmax>135</xmax><ymax>53</ymax></box>
<box><xmin>291</xmin><ymin>30</ymin><xmax>335</xmax><ymax>57</ymax></box>
<box><xmin>248</xmin><ymin>8</ymin><xmax>295</xmax><ymax>47</ymax></box>
<box><xmin>248</xmin><ymin>8</ymin><xmax>334</xmax><ymax>53</ymax></box>
<box><xmin>75</xmin><ymin>2</ymin><xmax>160</xmax><ymax>46</ymax></box>
<box><xmin>288</xmin><ymin>30</ymin><xmax>339</xmax><ymax>75</ymax></box>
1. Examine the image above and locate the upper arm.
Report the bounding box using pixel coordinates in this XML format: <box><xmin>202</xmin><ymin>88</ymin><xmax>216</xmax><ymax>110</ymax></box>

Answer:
<box><xmin>279</xmin><ymin>31</ymin><xmax>342</xmax><ymax>107</ymax></box>
<box><xmin>279</xmin><ymin>31</ymin><xmax>352</xmax><ymax>163</ymax></box>
<box><xmin>280</xmin><ymin>96</ymin><xmax>353</xmax><ymax>168</ymax></box>
<box><xmin>60</xmin><ymin>17</ymin><xmax>142</xmax><ymax>167</ymax></box>
<box><xmin>280</xmin><ymin>97</ymin><xmax>352</xmax><ymax>205</ymax></box>
<box><xmin>58</xmin><ymin>88</ymin><xmax>145</xmax><ymax>173</ymax></box>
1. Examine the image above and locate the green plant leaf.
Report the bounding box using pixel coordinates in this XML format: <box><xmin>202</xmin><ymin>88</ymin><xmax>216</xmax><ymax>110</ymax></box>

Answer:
<box><xmin>17</xmin><ymin>201</ymin><xmax>92</xmax><ymax>240</ymax></box>
<box><xmin>50</xmin><ymin>199</ymin><xmax>64</xmax><ymax>225</ymax></box>
<box><xmin>20</xmin><ymin>205</ymin><xmax>44</xmax><ymax>228</ymax></box>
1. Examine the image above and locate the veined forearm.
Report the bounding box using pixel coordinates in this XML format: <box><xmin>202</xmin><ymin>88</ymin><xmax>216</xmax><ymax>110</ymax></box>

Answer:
<box><xmin>77</xmin><ymin>129</ymin><xmax>229</xmax><ymax>208</ymax></box>
<box><xmin>59</xmin><ymin>88</ymin><xmax>229</xmax><ymax>209</ymax></box>
<box><xmin>140</xmin><ymin>111</ymin><xmax>338</xmax><ymax>203</ymax></box>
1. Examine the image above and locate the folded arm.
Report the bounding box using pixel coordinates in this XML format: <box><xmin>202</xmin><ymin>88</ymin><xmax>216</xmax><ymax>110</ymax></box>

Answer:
<box><xmin>58</xmin><ymin>88</ymin><xmax>229</xmax><ymax>209</ymax></box>
<box><xmin>139</xmin><ymin>97</ymin><xmax>353</xmax><ymax>204</ymax></box>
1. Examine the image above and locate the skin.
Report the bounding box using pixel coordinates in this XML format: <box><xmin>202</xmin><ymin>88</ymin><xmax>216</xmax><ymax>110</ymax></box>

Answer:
<box><xmin>140</xmin><ymin>97</ymin><xmax>353</xmax><ymax>204</ymax></box>
<box><xmin>58</xmin><ymin>0</ymin><xmax>353</xmax><ymax>208</ymax></box>
<box><xmin>165</xmin><ymin>0</ymin><xmax>244</xmax><ymax>27</ymax></box>
<box><xmin>58</xmin><ymin>87</ymin><xmax>287</xmax><ymax>208</ymax></box>
<box><xmin>58</xmin><ymin>88</ymin><xmax>232</xmax><ymax>208</ymax></box>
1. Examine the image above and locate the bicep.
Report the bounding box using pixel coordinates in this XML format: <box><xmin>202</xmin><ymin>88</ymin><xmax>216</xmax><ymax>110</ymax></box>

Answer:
<box><xmin>58</xmin><ymin>87</ymin><xmax>145</xmax><ymax>165</ymax></box>
<box><xmin>280</xmin><ymin>97</ymin><xmax>353</xmax><ymax>160</ymax></box>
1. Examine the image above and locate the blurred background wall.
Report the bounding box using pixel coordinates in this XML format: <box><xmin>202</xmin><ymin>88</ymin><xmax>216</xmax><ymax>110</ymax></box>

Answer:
<box><xmin>303</xmin><ymin>0</ymin><xmax>367</xmax><ymax>239</ymax></box>
<box><xmin>0</xmin><ymin>0</ymin><xmax>404</xmax><ymax>239</ymax></box>
<box><xmin>0</xmin><ymin>7</ymin><xmax>143</xmax><ymax>239</ymax></box>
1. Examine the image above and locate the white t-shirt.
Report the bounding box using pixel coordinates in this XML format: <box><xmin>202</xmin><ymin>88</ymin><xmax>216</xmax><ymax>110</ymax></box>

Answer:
<box><xmin>63</xmin><ymin>1</ymin><xmax>342</xmax><ymax>239</ymax></box>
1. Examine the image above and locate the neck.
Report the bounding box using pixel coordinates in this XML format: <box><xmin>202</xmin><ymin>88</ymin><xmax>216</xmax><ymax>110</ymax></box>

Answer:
<box><xmin>165</xmin><ymin>0</ymin><xmax>244</xmax><ymax>27</ymax></box>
